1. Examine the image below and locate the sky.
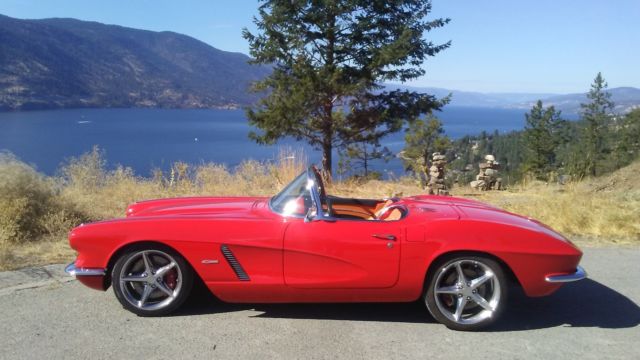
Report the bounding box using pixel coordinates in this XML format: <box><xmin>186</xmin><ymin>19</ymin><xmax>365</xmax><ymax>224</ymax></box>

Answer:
<box><xmin>1</xmin><ymin>0</ymin><xmax>638</xmax><ymax>94</ymax></box>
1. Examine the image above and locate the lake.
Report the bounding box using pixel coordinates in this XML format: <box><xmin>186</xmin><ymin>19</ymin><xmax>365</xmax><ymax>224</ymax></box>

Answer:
<box><xmin>0</xmin><ymin>107</ymin><xmax>529</xmax><ymax>177</ymax></box>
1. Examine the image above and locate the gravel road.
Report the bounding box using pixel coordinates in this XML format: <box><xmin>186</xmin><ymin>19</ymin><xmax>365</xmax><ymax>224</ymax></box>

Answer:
<box><xmin>1</xmin><ymin>247</ymin><xmax>638</xmax><ymax>359</ymax></box>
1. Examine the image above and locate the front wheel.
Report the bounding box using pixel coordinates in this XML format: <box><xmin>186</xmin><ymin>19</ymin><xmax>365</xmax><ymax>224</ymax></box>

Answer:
<box><xmin>112</xmin><ymin>245</ymin><xmax>194</xmax><ymax>316</ymax></box>
<box><xmin>425</xmin><ymin>255</ymin><xmax>507</xmax><ymax>331</ymax></box>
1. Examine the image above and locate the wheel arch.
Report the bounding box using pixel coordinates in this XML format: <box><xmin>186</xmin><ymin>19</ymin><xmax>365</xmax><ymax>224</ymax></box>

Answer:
<box><xmin>104</xmin><ymin>240</ymin><xmax>203</xmax><ymax>290</ymax></box>
<box><xmin>422</xmin><ymin>250</ymin><xmax>522</xmax><ymax>295</ymax></box>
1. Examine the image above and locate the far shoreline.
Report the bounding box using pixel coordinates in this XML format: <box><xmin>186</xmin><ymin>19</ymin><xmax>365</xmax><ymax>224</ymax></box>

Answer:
<box><xmin>0</xmin><ymin>104</ymin><xmax>242</xmax><ymax>113</ymax></box>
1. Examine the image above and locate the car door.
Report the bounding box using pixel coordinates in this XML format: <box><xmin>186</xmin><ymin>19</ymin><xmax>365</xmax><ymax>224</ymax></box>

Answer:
<box><xmin>283</xmin><ymin>218</ymin><xmax>401</xmax><ymax>289</ymax></box>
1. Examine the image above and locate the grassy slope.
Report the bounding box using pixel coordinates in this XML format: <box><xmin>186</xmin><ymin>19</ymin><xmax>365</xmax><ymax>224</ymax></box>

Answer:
<box><xmin>1</xmin><ymin>148</ymin><xmax>638</xmax><ymax>271</ymax></box>
<box><xmin>470</xmin><ymin>162</ymin><xmax>640</xmax><ymax>245</ymax></box>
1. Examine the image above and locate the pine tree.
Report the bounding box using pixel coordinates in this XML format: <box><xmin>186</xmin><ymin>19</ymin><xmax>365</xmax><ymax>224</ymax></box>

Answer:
<box><xmin>523</xmin><ymin>100</ymin><xmax>563</xmax><ymax>179</ymax></box>
<box><xmin>579</xmin><ymin>72</ymin><xmax>614</xmax><ymax>177</ymax></box>
<box><xmin>243</xmin><ymin>1</ymin><xmax>450</xmax><ymax>179</ymax></box>
<box><xmin>400</xmin><ymin>115</ymin><xmax>450</xmax><ymax>187</ymax></box>
<box><xmin>338</xmin><ymin>139</ymin><xmax>392</xmax><ymax>179</ymax></box>
<box><xmin>614</xmin><ymin>108</ymin><xmax>640</xmax><ymax>166</ymax></box>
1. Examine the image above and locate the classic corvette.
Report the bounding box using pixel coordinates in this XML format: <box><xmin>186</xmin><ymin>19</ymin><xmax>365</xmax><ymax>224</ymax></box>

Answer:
<box><xmin>66</xmin><ymin>166</ymin><xmax>586</xmax><ymax>330</ymax></box>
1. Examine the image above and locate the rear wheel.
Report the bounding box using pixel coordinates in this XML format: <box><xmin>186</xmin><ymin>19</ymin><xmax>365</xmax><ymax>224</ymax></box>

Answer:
<box><xmin>112</xmin><ymin>245</ymin><xmax>193</xmax><ymax>316</ymax></box>
<box><xmin>425</xmin><ymin>255</ymin><xmax>507</xmax><ymax>331</ymax></box>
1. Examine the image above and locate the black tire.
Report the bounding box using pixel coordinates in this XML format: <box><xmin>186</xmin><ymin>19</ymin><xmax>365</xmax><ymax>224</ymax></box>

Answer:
<box><xmin>112</xmin><ymin>244</ymin><xmax>194</xmax><ymax>316</ymax></box>
<box><xmin>424</xmin><ymin>254</ymin><xmax>507</xmax><ymax>331</ymax></box>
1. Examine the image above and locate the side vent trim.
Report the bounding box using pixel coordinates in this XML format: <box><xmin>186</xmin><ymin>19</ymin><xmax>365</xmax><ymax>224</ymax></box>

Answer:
<box><xmin>220</xmin><ymin>245</ymin><xmax>250</xmax><ymax>281</ymax></box>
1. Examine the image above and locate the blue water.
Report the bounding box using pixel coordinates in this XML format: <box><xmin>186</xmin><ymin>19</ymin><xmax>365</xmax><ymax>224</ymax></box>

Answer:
<box><xmin>0</xmin><ymin>107</ymin><xmax>528</xmax><ymax>177</ymax></box>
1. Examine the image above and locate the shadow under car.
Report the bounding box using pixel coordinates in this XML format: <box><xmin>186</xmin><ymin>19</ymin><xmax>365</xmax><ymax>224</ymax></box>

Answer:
<box><xmin>172</xmin><ymin>279</ymin><xmax>640</xmax><ymax>331</ymax></box>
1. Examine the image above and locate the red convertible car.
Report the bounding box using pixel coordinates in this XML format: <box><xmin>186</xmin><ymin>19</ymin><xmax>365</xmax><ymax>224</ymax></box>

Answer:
<box><xmin>66</xmin><ymin>167</ymin><xmax>586</xmax><ymax>330</ymax></box>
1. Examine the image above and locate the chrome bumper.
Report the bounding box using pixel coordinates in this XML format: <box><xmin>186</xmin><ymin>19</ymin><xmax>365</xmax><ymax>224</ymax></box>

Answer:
<box><xmin>65</xmin><ymin>262</ymin><xmax>106</xmax><ymax>277</ymax></box>
<box><xmin>545</xmin><ymin>266</ymin><xmax>587</xmax><ymax>283</ymax></box>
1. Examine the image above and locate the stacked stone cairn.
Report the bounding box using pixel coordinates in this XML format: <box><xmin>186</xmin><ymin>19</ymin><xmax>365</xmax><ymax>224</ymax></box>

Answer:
<box><xmin>427</xmin><ymin>152</ymin><xmax>449</xmax><ymax>195</ymax></box>
<box><xmin>470</xmin><ymin>154</ymin><xmax>503</xmax><ymax>190</ymax></box>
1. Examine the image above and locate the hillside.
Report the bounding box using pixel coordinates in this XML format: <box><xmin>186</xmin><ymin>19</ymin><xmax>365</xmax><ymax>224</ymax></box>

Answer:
<box><xmin>387</xmin><ymin>84</ymin><xmax>555</xmax><ymax>108</ymax></box>
<box><xmin>0</xmin><ymin>14</ymin><xmax>270</xmax><ymax>111</ymax></box>
<box><xmin>512</xmin><ymin>87</ymin><xmax>640</xmax><ymax>114</ymax></box>
<box><xmin>389</xmin><ymin>84</ymin><xmax>640</xmax><ymax>114</ymax></box>
<box><xmin>2</xmin><ymin>13</ymin><xmax>639</xmax><ymax>113</ymax></box>
<box><xmin>474</xmin><ymin>160</ymin><xmax>640</xmax><ymax>243</ymax></box>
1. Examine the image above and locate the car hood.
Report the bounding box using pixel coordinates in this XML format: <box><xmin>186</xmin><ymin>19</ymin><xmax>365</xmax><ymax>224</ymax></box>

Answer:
<box><xmin>125</xmin><ymin>196</ymin><xmax>269</xmax><ymax>218</ymax></box>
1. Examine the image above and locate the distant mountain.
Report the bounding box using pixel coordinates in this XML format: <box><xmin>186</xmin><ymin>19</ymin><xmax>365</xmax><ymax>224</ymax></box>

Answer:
<box><xmin>386</xmin><ymin>84</ymin><xmax>555</xmax><ymax>108</ymax></box>
<box><xmin>0</xmin><ymin>14</ymin><xmax>270</xmax><ymax>111</ymax></box>
<box><xmin>511</xmin><ymin>87</ymin><xmax>640</xmax><ymax>114</ymax></box>
<box><xmin>388</xmin><ymin>85</ymin><xmax>640</xmax><ymax>115</ymax></box>
<box><xmin>2</xmin><ymin>14</ymin><xmax>638</xmax><ymax>114</ymax></box>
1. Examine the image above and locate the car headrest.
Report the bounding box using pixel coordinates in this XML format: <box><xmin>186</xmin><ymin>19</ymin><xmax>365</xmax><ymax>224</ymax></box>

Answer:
<box><xmin>376</xmin><ymin>205</ymin><xmax>406</xmax><ymax>221</ymax></box>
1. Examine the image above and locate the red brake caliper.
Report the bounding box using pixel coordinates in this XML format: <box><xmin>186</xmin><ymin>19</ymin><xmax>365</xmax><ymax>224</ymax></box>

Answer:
<box><xmin>164</xmin><ymin>270</ymin><xmax>178</xmax><ymax>289</ymax></box>
<box><xmin>444</xmin><ymin>295</ymin><xmax>454</xmax><ymax>307</ymax></box>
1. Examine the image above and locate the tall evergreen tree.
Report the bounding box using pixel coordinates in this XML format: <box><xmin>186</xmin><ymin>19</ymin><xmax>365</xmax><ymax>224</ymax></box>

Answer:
<box><xmin>401</xmin><ymin>115</ymin><xmax>450</xmax><ymax>187</ymax></box>
<box><xmin>338</xmin><ymin>139</ymin><xmax>392</xmax><ymax>179</ymax></box>
<box><xmin>614</xmin><ymin>108</ymin><xmax>640</xmax><ymax>166</ymax></box>
<box><xmin>579</xmin><ymin>72</ymin><xmax>614</xmax><ymax>176</ymax></box>
<box><xmin>523</xmin><ymin>100</ymin><xmax>563</xmax><ymax>179</ymax></box>
<box><xmin>243</xmin><ymin>0</ymin><xmax>450</xmax><ymax>179</ymax></box>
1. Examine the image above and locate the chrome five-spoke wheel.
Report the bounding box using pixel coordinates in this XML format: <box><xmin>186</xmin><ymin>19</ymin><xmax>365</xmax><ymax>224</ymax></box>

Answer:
<box><xmin>425</xmin><ymin>255</ymin><xmax>507</xmax><ymax>330</ymax></box>
<box><xmin>112</xmin><ymin>246</ymin><xmax>193</xmax><ymax>316</ymax></box>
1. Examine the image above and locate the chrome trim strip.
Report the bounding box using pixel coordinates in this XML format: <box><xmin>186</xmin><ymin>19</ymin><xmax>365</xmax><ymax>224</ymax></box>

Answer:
<box><xmin>65</xmin><ymin>262</ymin><xmax>106</xmax><ymax>277</ymax></box>
<box><xmin>545</xmin><ymin>266</ymin><xmax>587</xmax><ymax>283</ymax></box>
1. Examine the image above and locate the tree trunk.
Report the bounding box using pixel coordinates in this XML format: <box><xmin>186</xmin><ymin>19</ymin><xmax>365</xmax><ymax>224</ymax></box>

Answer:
<box><xmin>363</xmin><ymin>146</ymin><xmax>369</xmax><ymax>177</ymax></box>
<box><xmin>322</xmin><ymin>140</ymin><xmax>332</xmax><ymax>182</ymax></box>
<box><xmin>321</xmin><ymin>11</ymin><xmax>336</xmax><ymax>183</ymax></box>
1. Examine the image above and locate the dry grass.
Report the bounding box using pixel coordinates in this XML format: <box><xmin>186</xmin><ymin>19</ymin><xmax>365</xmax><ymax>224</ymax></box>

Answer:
<box><xmin>469</xmin><ymin>163</ymin><xmax>640</xmax><ymax>245</ymax></box>
<box><xmin>329</xmin><ymin>178</ymin><xmax>426</xmax><ymax>199</ymax></box>
<box><xmin>0</xmin><ymin>147</ymin><xmax>310</xmax><ymax>270</ymax></box>
<box><xmin>0</xmin><ymin>236</ymin><xmax>74</xmax><ymax>271</ymax></box>
<box><xmin>0</xmin><ymin>147</ymin><xmax>638</xmax><ymax>271</ymax></box>
<box><xmin>57</xmin><ymin>147</ymin><xmax>308</xmax><ymax>220</ymax></box>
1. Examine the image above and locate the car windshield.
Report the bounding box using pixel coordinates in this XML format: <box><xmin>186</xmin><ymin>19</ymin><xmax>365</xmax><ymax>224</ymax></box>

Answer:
<box><xmin>270</xmin><ymin>171</ymin><xmax>317</xmax><ymax>217</ymax></box>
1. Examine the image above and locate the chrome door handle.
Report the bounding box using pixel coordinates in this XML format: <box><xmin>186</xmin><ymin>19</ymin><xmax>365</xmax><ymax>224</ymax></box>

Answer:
<box><xmin>372</xmin><ymin>234</ymin><xmax>396</xmax><ymax>241</ymax></box>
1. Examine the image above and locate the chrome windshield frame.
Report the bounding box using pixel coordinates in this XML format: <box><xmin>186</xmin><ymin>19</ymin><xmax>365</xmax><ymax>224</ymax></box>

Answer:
<box><xmin>307</xmin><ymin>168</ymin><xmax>326</xmax><ymax>219</ymax></box>
<box><xmin>268</xmin><ymin>167</ymin><xmax>323</xmax><ymax>219</ymax></box>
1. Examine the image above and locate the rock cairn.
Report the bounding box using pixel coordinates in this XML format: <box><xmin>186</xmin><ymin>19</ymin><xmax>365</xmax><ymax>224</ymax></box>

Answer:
<box><xmin>428</xmin><ymin>152</ymin><xmax>449</xmax><ymax>195</ymax></box>
<box><xmin>470</xmin><ymin>154</ymin><xmax>503</xmax><ymax>190</ymax></box>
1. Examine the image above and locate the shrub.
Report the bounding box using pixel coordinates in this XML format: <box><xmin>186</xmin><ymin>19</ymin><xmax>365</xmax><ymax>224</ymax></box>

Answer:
<box><xmin>0</xmin><ymin>152</ymin><xmax>84</xmax><ymax>245</ymax></box>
